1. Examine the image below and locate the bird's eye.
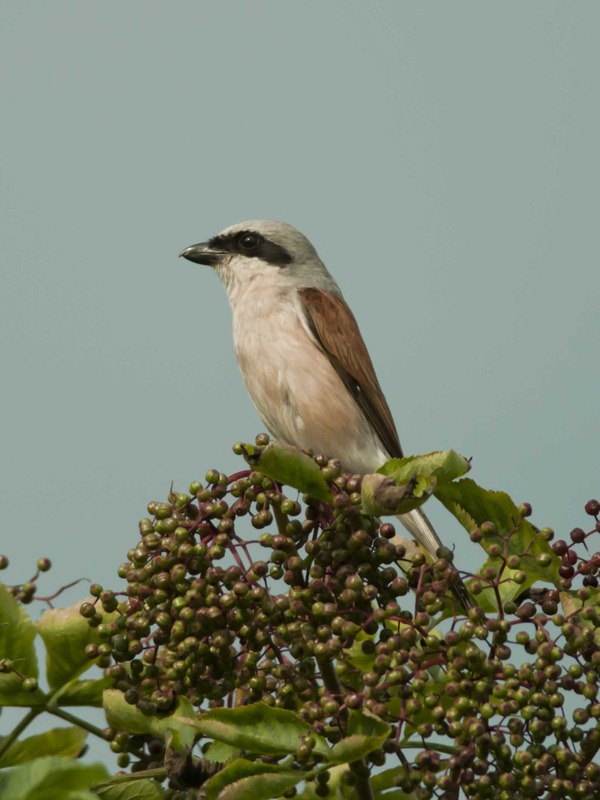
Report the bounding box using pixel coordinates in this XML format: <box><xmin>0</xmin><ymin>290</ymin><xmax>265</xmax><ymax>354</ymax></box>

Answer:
<box><xmin>238</xmin><ymin>233</ymin><xmax>262</xmax><ymax>252</ymax></box>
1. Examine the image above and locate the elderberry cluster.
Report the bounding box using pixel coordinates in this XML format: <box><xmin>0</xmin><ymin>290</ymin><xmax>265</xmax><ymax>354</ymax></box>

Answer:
<box><xmin>80</xmin><ymin>440</ymin><xmax>600</xmax><ymax>798</ymax></box>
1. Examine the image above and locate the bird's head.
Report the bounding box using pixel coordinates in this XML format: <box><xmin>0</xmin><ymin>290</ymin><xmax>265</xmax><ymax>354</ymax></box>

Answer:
<box><xmin>179</xmin><ymin>220</ymin><xmax>340</xmax><ymax>298</ymax></box>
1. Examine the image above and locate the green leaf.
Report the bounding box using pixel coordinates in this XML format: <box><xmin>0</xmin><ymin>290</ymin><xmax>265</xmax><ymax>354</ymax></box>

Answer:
<box><xmin>0</xmin><ymin>726</ymin><xmax>87</xmax><ymax>767</ymax></box>
<box><xmin>204</xmin><ymin>759</ymin><xmax>305</xmax><ymax>800</ymax></box>
<box><xmin>198</xmin><ymin>703</ymin><xmax>330</xmax><ymax>758</ymax></box>
<box><xmin>0</xmin><ymin>756</ymin><xmax>108</xmax><ymax>800</ymax></box>
<box><xmin>436</xmin><ymin>478</ymin><xmax>561</xmax><ymax>604</ymax></box>
<box><xmin>94</xmin><ymin>778</ymin><xmax>166</xmax><ymax>799</ymax></box>
<box><xmin>34</xmin><ymin>599</ymin><xmax>110</xmax><ymax>690</ymax></box>
<box><xmin>104</xmin><ymin>689</ymin><xmax>155</xmax><ymax>735</ymax></box>
<box><xmin>55</xmin><ymin>676</ymin><xmax>113</xmax><ymax>707</ymax></box>
<box><xmin>361</xmin><ymin>450</ymin><xmax>471</xmax><ymax>518</ymax></box>
<box><xmin>371</xmin><ymin>764</ymin><xmax>414</xmax><ymax>791</ymax></box>
<box><xmin>330</xmin><ymin>735</ymin><xmax>381</xmax><ymax>765</ymax></box>
<box><xmin>347</xmin><ymin>709</ymin><xmax>390</xmax><ymax>739</ymax></box>
<box><xmin>0</xmin><ymin>584</ymin><xmax>42</xmax><ymax>706</ymax></box>
<box><xmin>104</xmin><ymin>691</ymin><xmax>199</xmax><ymax>751</ymax></box>
<box><xmin>345</xmin><ymin>632</ymin><xmax>377</xmax><ymax>673</ymax></box>
<box><xmin>329</xmin><ymin>710</ymin><xmax>390</xmax><ymax>764</ymax></box>
<box><xmin>294</xmin><ymin>764</ymin><xmax>349</xmax><ymax>799</ymax></box>
<box><xmin>242</xmin><ymin>442</ymin><xmax>333</xmax><ymax>503</ymax></box>
<box><xmin>378</xmin><ymin>450</ymin><xmax>471</xmax><ymax>485</ymax></box>
<box><xmin>203</xmin><ymin>739</ymin><xmax>241</xmax><ymax>764</ymax></box>
<box><xmin>360</xmin><ymin>473</ymin><xmax>436</xmax><ymax>517</ymax></box>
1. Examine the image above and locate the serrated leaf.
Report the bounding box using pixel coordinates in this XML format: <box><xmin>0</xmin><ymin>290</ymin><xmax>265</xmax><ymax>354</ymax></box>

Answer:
<box><xmin>329</xmin><ymin>711</ymin><xmax>390</xmax><ymax>764</ymax></box>
<box><xmin>368</xmin><ymin>764</ymin><xmax>423</xmax><ymax>798</ymax></box>
<box><xmin>378</xmin><ymin>450</ymin><xmax>471</xmax><ymax>485</ymax></box>
<box><xmin>198</xmin><ymin>703</ymin><xmax>330</xmax><ymax>758</ymax></box>
<box><xmin>104</xmin><ymin>688</ymin><xmax>156</xmax><ymax>735</ymax></box>
<box><xmin>293</xmin><ymin>764</ymin><xmax>349</xmax><ymax>799</ymax></box>
<box><xmin>34</xmin><ymin>598</ymin><xmax>112</xmax><ymax>690</ymax></box>
<box><xmin>0</xmin><ymin>726</ymin><xmax>87</xmax><ymax>767</ymax></box>
<box><xmin>293</xmin><ymin>783</ymin><xmax>320</xmax><ymax>800</ymax></box>
<box><xmin>103</xmin><ymin>690</ymin><xmax>199</xmax><ymax>750</ymax></box>
<box><xmin>361</xmin><ymin>472</ymin><xmax>436</xmax><ymax>516</ymax></box>
<box><xmin>346</xmin><ymin>709</ymin><xmax>391</xmax><ymax>739</ymax></box>
<box><xmin>0</xmin><ymin>584</ymin><xmax>42</xmax><ymax>706</ymax></box>
<box><xmin>371</xmin><ymin>764</ymin><xmax>414</xmax><ymax>791</ymax></box>
<box><xmin>0</xmin><ymin>756</ymin><xmax>108</xmax><ymax>800</ymax></box>
<box><xmin>436</xmin><ymin>478</ymin><xmax>561</xmax><ymax>603</ymax></box>
<box><xmin>55</xmin><ymin>675</ymin><xmax>113</xmax><ymax>707</ymax></box>
<box><xmin>242</xmin><ymin>442</ymin><xmax>333</xmax><ymax>503</ymax></box>
<box><xmin>345</xmin><ymin>633</ymin><xmax>377</xmax><ymax>672</ymax></box>
<box><xmin>94</xmin><ymin>778</ymin><xmax>166</xmax><ymax>799</ymax></box>
<box><xmin>330</xmin><ymin>734</ymin><xmax>382</xmax><ymax>764</ymax></box>
<box><xmin>204</xmin><ymin>759</ymin><xmax>305</xmax><ymax>800</ymax></box>
<box><xmin>203</xmin><ymin>739</ymin><xmax>240</xmax><ymax>764</ymax></box>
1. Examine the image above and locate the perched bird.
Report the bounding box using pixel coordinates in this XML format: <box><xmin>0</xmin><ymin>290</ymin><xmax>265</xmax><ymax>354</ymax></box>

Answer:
<box><xmin>180</xmin><ymin>220</ymin><xmax>471</xmax><ymax>608</ymax></box>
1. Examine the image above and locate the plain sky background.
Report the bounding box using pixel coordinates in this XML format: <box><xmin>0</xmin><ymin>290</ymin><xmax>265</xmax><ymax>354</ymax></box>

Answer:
<box><xmin>1</xmin><ymin>1</ymin><xmax>599</xmax><ymax>759</ymax></box>
<box><xmin>2</xmin><ymin>0</ymin><xmax>599</xmax><ymax>590</ymax></box>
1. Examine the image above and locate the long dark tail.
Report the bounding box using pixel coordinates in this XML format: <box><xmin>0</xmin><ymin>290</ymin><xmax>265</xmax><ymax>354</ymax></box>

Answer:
<box><xmin>396</xmin><ymin>507</ymin><xmax>473</xmax><ymax>611</ymax></box>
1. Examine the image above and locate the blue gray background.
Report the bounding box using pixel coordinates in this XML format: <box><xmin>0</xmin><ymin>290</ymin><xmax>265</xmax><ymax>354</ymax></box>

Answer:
<box><xmin>1</xmin><ymin>0</ymin><xmax>598</xmax><ymax>680</ymax></box>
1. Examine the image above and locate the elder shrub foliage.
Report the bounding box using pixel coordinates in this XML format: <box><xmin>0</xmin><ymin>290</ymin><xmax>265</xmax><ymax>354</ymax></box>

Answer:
<box><xmin>0</xmin><ymin>437</ymin><xmax>598</xmax><ymax>800</ymax></box>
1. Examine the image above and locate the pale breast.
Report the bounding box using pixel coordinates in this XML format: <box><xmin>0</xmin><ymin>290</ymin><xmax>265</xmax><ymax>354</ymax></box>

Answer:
<box><xmin>231</xmin><ymin>284</ymin><xmax>387</xmax><ymax>473</ymax></box>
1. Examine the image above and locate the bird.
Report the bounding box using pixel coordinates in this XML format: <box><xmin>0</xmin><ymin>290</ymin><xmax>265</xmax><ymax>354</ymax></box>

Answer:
<box><xmin>180</xmin><ymin>220</ymin><xmax>471</xmax><ymax>609</ymax></box>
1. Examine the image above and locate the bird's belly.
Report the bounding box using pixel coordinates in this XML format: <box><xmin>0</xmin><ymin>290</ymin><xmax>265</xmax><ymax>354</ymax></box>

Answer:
<box><xmin>233</xmin><ymin>305</ymin><xmax>386</xmax><ymax>474</ymax></box>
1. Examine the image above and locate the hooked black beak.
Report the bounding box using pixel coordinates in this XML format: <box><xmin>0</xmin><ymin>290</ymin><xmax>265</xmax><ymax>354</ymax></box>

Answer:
<box><xmin>179</xmin><ymin>242</ymin><xmax>226</xmax><ymax>266</ymax></box>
